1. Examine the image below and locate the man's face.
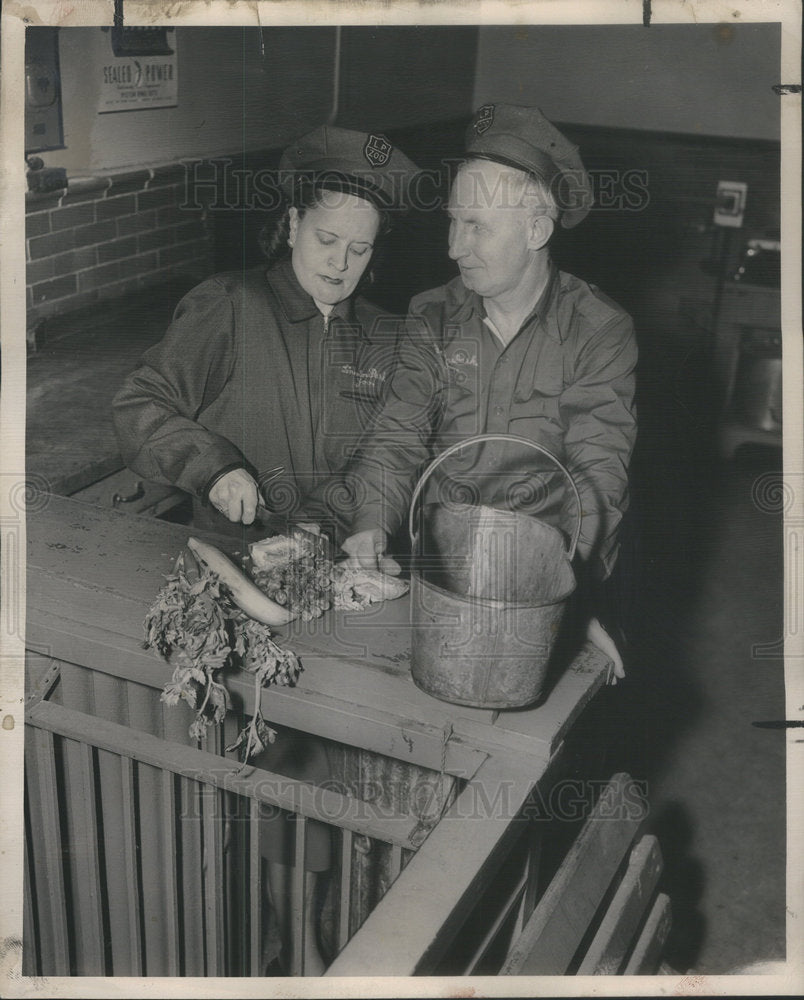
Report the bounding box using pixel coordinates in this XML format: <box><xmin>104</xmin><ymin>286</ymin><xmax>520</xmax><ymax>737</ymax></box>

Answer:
<box><xmin>447</xmin><ymin>160</ymin><xmax>534</xmax><ymax>301</ymax></box>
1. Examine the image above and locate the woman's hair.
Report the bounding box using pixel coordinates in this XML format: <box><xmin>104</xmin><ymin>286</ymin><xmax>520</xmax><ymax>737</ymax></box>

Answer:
<box><xmin>259</xmin><ymin>182</ymin><xmax>392</xmax><ymax>273</ymax></box>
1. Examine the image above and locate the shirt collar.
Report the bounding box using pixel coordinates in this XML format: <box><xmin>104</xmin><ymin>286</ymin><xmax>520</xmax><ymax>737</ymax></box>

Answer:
<box><xmin>446</xmin><ymin>262</ymin><xmax>564</xmax><ymax>343</ymax></box>
<box><xmin>266</xmin><ymin>258</ymin><xmax>357</xmax><ymax>327</ymax></box>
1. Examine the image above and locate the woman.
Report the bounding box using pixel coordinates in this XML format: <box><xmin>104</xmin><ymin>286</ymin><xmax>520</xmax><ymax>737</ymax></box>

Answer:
<box><xmin>112</xmin><ymin>125</ymin><xmax>420</xmax><ymax>974</ymax></box>
<box><xmin>114</xmin><ymin>125</ymin><xmax>418</xmax><ymax>535</ymax></box>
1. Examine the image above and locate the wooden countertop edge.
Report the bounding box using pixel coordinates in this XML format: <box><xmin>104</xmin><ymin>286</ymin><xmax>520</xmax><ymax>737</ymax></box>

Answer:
<box><xmin>42</xmin><ymin>455</ymin><xmax>126</xmax><ymax>498</ymax></box>
<box><xmin>25</xmin><ymin>603</ymin><xmax>569</xmax><ymax>775</ymax></box>
<box><xmin>25</xmin><ymin>611</ymin><xmax>491</xmax><ymax>777</ymax></box>
<box><xmin>25</xmin><ymin>494</ymin><xmax>609</xmax><ymax>768</ymax></box>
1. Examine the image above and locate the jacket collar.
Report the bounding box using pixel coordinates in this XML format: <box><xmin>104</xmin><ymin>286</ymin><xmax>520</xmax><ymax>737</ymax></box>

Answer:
<box><xmin>266</xmin><ymin>258</ymin><xmax>357</xmax><ymax>327</ymax></box>
<box><xmin>446</xmin><ymin>262</ymin><xmax>564</xmax><ymax>343</ymax></box>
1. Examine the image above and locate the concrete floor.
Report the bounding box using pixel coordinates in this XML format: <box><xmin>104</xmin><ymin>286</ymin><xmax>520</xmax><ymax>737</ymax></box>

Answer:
<box><xmin>594</xmin><ymin>282</ymin><xmax>787</xmax><ymax>973</ymax></box>
<box><xmin>631</xmin><ymin>453</ymin><xmax>785</xmax><ymax>974</ymax></box>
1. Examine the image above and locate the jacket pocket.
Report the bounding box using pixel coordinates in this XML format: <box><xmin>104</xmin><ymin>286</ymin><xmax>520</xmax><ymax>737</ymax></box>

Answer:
<box><xmin>509</xmin><ymin>394</ymin><xmax>562</xmax><ymax>426</ymax></box>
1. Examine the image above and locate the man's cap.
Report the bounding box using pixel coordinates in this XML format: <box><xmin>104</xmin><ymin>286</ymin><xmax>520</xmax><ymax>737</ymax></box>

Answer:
<box><xmin>464</xmin><ymin>103</ymin><xmax>593</xmax><ymax>228</ymax></box>
<box><xmin>279</xmin><ymin>125</ymin><xmax>420</xmax><ymax>211</ymax></box>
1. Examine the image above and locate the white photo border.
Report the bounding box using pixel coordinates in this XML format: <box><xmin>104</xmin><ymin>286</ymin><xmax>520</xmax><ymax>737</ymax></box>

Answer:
<box><xmin>1</xmin><ymin>1</ymin><xmax>801</xmax><ymax>997</ymax></box>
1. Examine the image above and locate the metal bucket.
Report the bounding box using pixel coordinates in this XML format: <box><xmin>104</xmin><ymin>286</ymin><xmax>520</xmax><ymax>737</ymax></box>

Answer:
<box><xmin>409</xmin><ymin>434</ymin><xmax>581</xmax><ymax>709</ymax></box>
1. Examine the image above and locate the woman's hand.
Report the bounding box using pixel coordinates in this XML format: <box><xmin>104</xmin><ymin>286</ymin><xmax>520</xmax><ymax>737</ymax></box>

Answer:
<box><xmin>586</xmin><ymin>616</ymin><xmax>625</xmax><ymax>684</ymax></box>
<box><xmin>209</xmin><ymin>468</ymin><xmax>261</xmax><ymax>524</ymax></box>
<box><xmin>341</xmin><ymin>528</ymin><xmax>401</xmax><ymax>575</ymax></box>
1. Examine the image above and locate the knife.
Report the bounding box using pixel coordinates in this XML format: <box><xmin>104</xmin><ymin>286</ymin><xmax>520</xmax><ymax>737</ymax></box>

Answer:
<box><xmin>254</xmin><ymin>467</ymin><xmax>332</xmax><ymax>557</ymax></box>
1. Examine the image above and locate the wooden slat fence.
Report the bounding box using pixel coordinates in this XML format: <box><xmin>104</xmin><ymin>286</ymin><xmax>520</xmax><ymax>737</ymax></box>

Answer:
<box><xmin>23</xmin><ymin>653</ymin><xmax>631</xmax><ymax>978</ymax></box>
<box><xmin>23</xmin><ymin>664</ymin><xmax>429</xmax><ymax>977</ymax></box>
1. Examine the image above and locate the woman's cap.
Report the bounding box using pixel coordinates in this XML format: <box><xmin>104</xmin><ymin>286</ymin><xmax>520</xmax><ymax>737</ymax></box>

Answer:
<box><xmin>464</xmin><ymin>103</ymin><xmax>593</xmax><ymax>228</ymax></box>
<box><xmin>279</xmin><ymin>125</ymin><xmax>420</xmax><ymax>210</ymax></box>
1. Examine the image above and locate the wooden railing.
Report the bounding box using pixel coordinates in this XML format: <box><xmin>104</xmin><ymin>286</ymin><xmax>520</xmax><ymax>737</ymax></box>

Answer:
<box><xmin>23</xmin><ymin>661</ymin><xmax>441</xmax><ymax>977</ymax></box>
<box><xmin>23</xmin><ymin>496</ymin><xmax>614</xmax><ymax>979</ymax></box>
<box><xmin>24</xmin><ymin>654</ymin><xmax>557</xmax><ymax>978</ymax></box>
<box><xmin>23</xmin><ymin>647</ymin><xmax>615</xmax><ymax>977</ymax></box>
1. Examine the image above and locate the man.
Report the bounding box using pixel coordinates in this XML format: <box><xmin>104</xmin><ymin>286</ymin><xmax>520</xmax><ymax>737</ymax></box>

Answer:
<box><xmin>339</xmin><ymin>104</ymin><xmax>638</xmax><ymax>676</ymax></box>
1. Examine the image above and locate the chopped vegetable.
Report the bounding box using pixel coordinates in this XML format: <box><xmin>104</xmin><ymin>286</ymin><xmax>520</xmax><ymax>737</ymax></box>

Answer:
<box><xmin>250</xmin><ymin>531</ymin><xmax>335</xmax><ymax>622</ymax></box>
<box><xmin>249</xmin><ymin>532</ymin><xmax>408</xmax><ymax>619</ymax></box>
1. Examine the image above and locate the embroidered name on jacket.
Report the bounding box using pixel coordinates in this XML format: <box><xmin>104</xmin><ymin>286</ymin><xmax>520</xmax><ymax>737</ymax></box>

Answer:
<box><xmin>448</xmin><ymin>348</ymin><xmax>478</xmax><ymax>367</ymax></box>
<box><xmin>341</xmin><ymin>364</ymin><xmax>388</xmax><ymax>389</ymax></box>
<box><xmin>443</xmin><ymin>346</ymin><xmax>479</xmax><ymax>388</ymax></box>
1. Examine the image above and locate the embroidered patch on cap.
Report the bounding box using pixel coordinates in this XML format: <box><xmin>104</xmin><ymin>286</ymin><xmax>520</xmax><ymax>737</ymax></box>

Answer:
<box><xmin>363</xmin><ymin>134</ymin><xmax>393</xmax><ymax>168</ymax></box>
<box><xmin>474</xmin><ymin>104</ymin><xmax>495</xmax><ymax>134</ymax></box>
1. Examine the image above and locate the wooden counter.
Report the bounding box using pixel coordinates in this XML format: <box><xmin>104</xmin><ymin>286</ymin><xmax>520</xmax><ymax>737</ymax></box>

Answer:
<box><xmin>26</xmin><ymin>494</ymin><xmax>609</xmax><ymax>775</ymax></box>
<box><xmin>25</xmin><ymin>494</ymin><xmax>612</xmax><ymax>976</ymax></box>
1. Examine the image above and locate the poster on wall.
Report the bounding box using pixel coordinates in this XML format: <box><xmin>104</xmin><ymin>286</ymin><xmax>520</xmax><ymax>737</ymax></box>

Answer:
<box><xmin>97</xmin><ymin>27</ymin><xmax>178</xmax><ymax>113</ymax></box>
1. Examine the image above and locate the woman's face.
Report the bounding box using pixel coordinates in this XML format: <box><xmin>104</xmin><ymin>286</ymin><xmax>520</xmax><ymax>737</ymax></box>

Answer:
<box><xmin>289</xmin><ymin>190</ymin><xmax>380</xmax><ymax>307</ymax></box>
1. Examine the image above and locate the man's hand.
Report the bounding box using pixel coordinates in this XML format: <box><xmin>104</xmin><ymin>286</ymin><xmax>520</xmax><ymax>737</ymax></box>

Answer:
<box><xmin>208</xmin><ymin>468</ymin><xmax>261</xmax><ymax>524</ymax></box>
<box><xmin>341</xmin><ymin>528</ymin><xmax>401</xmax><ymax>576</ymax></box>
<box><xmin>586</xmin><ymin>616</ymin><xmax>625</xmax><ymax>684</ymax></box>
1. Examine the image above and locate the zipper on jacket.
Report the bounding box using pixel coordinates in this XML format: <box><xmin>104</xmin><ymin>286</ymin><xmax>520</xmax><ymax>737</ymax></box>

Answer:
<box><xmin>314</xmin><ymin>311</ymin><xmax>330</xmax><ymax>472</ymax></box>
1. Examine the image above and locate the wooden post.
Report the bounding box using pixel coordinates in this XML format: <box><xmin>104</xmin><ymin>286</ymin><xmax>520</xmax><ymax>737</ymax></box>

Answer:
<box><xmin>161</xmin><ymin>770</ymin><xmax>181</xmax><ymax>975</ymax></box>
<box><xmin>249</xmin><ymin>800</ymin><xmax>264</xmax><ymax>976</ymax></box>
<box><xmin>290</xmin><ymin>816</ymin><xmax>308</xmax><ymax>976</ymax></box>
<box><xmin>119</xmin><ymin>756</ymin><xmax>144</xmax><ymax>975</ymax></box>
<box><xmin>25</xmin><ymin>727</ymin><xmax>70</xmax><ymax>974</ymax></box>
<box><xmin>93</xmin><ymin>672</ymin><xmax>136</xmax><ymax>974</ymax></box>
<box><xmin>202</xmin><ymin>783</ymin><xmax>225</xmax><ymax>975</ymax></box>
<box><xmin>125</xmin><ymin>681</ymin><xmax>169</xmax><ymax>975</ymax></box>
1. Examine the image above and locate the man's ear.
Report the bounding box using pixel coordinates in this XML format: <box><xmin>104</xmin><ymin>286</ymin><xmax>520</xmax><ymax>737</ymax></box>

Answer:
<box><xmin>527</xmin><ymin>214</ymin><xmax>554</xmax><ymax>251</ymax></box>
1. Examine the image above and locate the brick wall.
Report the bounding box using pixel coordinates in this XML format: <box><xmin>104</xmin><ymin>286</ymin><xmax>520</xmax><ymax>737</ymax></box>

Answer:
<box><xmin>25</xmin><ymin>163</ymin><xmax>215</xmax><ymax>328</ymax></box>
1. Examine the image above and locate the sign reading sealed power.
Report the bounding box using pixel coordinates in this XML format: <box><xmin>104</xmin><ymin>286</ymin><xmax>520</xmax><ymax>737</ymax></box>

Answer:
<box><xmin>98</xmin><ymin>28</ymin><xmax>177</xmax><ymax>113</ymax></box>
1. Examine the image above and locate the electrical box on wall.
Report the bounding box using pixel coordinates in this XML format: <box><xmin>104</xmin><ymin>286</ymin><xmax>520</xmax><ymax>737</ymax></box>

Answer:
<box><xmin>714</xmin><ymin>180</ymin><xmax>748</xmax><ymax>228</ymax></box>
<box><xmin>25</xmin><ymin>27</ymin><xmax>64</xmax><ymax>154</ymax></box>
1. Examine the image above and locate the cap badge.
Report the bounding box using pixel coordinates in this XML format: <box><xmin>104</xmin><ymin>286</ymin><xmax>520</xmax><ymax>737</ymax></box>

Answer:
<box><xmin>364</xmin><ymin>133</ymin><xmax>393</xmax><ymax>168</ymax></box>
<box><xmin>474</xmin><ymin>104</ymin><xmax>495</xmax><ymax>134</ymax></box>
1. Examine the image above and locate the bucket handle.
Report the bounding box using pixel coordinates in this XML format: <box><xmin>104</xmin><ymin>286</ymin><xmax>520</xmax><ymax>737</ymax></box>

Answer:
<box><xmin>408</xmin><ymin>433</ymin><xmax>583</xmax><ymax>562</ymax></box>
